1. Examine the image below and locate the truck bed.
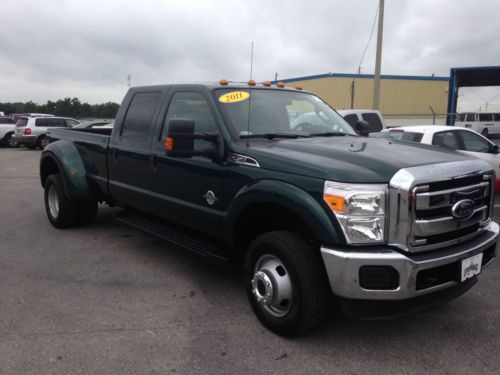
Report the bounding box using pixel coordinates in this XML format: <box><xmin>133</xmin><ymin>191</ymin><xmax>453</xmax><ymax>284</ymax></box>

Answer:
<box><xmin>47</xmin><ymin>127</ymin><xmax>112</xmax><ymax>199</ymax></box>
<box><xmin>47</xmin><ymin>127</ymin><xmax>112</xmax><ymax>144</ymax></box>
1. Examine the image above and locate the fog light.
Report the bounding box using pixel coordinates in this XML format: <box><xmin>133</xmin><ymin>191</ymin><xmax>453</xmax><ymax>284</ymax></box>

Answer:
<box><xmin>359</xmin><ymin>266</ymin><xmax>399</xmax><ymax>290</ymax></box>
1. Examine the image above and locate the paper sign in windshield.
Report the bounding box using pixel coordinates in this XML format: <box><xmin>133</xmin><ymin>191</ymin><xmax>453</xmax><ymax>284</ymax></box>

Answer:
<box><xmin>219</xmin><ymin>91</ymin><xmax>250</xmax><ymax>103</ymax></box>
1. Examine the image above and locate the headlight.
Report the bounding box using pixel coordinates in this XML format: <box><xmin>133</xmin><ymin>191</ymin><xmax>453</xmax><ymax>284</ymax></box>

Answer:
<box><xmin>323</xmin><ymin>181</ymin><xmax>387</xmax><ymax>244</ymax></box>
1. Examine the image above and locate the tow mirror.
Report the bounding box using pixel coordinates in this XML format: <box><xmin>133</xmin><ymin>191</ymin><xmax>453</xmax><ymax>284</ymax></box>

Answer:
<box><xmin>354</xmin><ymin>120</ymin><xmax>370</xmax><ymax>137</ymax></box>
<box><xmin>165</xmin><ymin>119</ymin><xmax>195</xmax><ymax>157</ymax></box>
<box><xmin>165</xmin><ymin>118</ymin><xmax>224</xmax><ymax>159</ymax></box>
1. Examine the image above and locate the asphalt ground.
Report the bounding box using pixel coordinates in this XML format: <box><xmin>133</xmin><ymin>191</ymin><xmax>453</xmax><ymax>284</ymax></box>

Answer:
<box><xmin>0</xmin><ymin>147</ymin><xmax>499</xmax><ymax>375</ymax></box>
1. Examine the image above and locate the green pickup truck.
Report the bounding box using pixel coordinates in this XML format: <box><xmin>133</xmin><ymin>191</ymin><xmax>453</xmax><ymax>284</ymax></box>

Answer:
<box><xmin>40</xmin><ymin>82</ymin><xmax>498</xmax><ymax>336</ymax></box>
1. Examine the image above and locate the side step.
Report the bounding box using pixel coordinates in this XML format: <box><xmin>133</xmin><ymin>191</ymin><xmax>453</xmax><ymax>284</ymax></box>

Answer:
<box><xmin>115</xmin><ymin>211</ymin><xmax>228</xmax><ymax>262</ymax></box>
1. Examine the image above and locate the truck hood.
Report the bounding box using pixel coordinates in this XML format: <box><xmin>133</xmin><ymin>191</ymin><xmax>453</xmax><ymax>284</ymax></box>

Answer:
<box><xmin>244</xmin><ymin>137</ymin><xmax>476</xmax><ymax>183</ymax></box>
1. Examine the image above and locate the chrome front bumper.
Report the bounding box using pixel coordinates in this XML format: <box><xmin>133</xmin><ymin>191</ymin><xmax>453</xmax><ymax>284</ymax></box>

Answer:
<box><xmin>321</xmin><ymin>221</ymin><xmax>498</xmax><ymax>300</ymax></box>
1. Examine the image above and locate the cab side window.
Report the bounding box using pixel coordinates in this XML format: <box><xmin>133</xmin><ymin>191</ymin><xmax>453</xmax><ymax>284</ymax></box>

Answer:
<box><xmin>163</xmin><ymin>92</ymin><xmax>219</xmax><ymax>151</ymax></box>
<box><xmin>432</xmin><ymin>131</ymin><xmax>459</xmax><ymax>150</ymax></box>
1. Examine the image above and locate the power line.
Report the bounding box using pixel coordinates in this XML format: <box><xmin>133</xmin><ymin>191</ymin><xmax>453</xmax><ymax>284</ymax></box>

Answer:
<box><xmin>357</xmin><ymin>3</ymin><xmax>379</xmax><ymax>74</ymax></box>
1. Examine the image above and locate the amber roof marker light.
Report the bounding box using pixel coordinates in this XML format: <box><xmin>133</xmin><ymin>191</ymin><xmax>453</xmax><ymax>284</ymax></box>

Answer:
<box><xmin>276</xmin><ymin>82</ymin><xmax>285</xmax><ymax>88</ymax></box>
<box><xmin>248</xmin><ymin>79</ymin><xmax>256</xmax><ymax>86</ymax></box>
<box><xmin>295</xmin><ymin>85</ymin><xmax>303</xmax><ymax>90</ymax></box>
<box><xmin>263</xmin><ymin>80</ymin><xmax>271</xmax><ymax>87</ymax></box>
<box><xmin>219</xmin><ymin>79</ymin><xmax>229</xmax><ymax>85</ymax></box>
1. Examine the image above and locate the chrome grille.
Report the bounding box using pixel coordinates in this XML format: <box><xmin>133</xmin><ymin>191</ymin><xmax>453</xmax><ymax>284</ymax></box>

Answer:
<box><xmin>411</xmin><ymin>178</ymin><xmax>491</xmax><ymax>251</ymax></box>
<box><xmin>388</xmin><ymin>160</ymin><xmax>494</xmax><ymax>253</ymax></box>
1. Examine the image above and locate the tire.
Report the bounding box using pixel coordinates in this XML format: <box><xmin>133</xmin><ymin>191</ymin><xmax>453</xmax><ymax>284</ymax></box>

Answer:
<box><xmin>4</xmin><ymin>133</ymin><xmax>17</xmax><ymax>148</ymax></box>
<box><xmin>244</xmin><ymin>231</ymin><xmax>328</xmax><ymax>336</ymax></box>
<box><xmin>78</xmin><ymin>200</ymin><xmax>98</xmax><ymax>225</ymax></box>
<box><xmin>37</xmin><ymin>135</ymin><xmax>48</xmax><ymax>150</ymax></box>
<box><xmin>44</xmin><ymin>174</ymin><xmax>78</xmax><ymax>228</ymax></box>
<box><xmin>481</xmin><ymin>128</ymin><xmax>489</xmax><ymax>138</ymax></box>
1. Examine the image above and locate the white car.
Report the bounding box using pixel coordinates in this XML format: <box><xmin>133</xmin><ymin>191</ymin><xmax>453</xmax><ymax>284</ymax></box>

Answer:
<box><xmin>377</xmin><ymin>125</ymin><xmax>500</xmax><ymax>192</ymax></box>
<box><xmin>13</xmin><ymin>116</ymin><xmax>80</xmax><ymax>149</ymax></box>
<box><xmin>0</xmin><ymin>116</ymin><xmax>17</xmax><ymax>147</ymax></box>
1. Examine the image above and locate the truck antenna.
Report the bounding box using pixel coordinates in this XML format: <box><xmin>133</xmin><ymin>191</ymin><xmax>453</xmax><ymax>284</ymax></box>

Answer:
<box><xmin>246</xmin><ymin>41</ymin><xmax>254</xmax><ymax>147</ymax></box>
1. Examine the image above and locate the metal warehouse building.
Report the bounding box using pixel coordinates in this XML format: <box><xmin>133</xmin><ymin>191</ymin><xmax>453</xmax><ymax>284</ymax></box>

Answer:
<box><xmin>279</xmin><ymin>73</ymin><xmax>450</xmax><ymax>122</ymax></box>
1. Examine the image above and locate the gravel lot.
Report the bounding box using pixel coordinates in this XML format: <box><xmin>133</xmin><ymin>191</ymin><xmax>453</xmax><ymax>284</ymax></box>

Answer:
<box><xmin>1</xmin><ymin>147</ymin><xmax>499</xmax><ymax>375</ymax></box>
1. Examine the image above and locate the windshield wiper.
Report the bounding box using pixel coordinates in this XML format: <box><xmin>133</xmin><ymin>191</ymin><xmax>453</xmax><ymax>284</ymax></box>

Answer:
<box><xmin>308</xmin><ymin>132</ymin><xmax>355</xmax><ymax>137</ymax></box>
<box><xmin>240</xmin><ymin>133</ymin><xmax>310</xmax><ymax>140</ymax></box>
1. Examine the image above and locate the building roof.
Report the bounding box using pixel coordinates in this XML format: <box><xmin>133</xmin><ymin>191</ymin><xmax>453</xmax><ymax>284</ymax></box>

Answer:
<box><xmin>277</xmin><ymin>72</ymin><xmax>450</xmax><ymax>83</ymax></box>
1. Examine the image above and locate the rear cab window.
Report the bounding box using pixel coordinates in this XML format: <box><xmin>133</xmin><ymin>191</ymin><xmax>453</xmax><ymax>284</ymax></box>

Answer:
<box><xmin>361</xmin><ymin>112</ymin><xmax>383</xmax><ymax>133</ymax></box>
<box><xmin>343</xmin><ymin>114</ymin><xmax>358</xmax><ymax>127</ymax></box>
<box><xmin>120</xmin><ymin>91</ymin><xmax>162</xmax><ymax>141</ymax></box>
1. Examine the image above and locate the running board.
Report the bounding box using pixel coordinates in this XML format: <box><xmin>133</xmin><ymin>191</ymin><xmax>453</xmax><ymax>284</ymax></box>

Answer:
<box><xmin>115</xmin><ymin>211</ymin><xmax>227</xmax><ymax>262</ymax></box>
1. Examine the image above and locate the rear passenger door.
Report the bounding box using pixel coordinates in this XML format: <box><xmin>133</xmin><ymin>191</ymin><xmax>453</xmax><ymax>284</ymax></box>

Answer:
<box><xmin>108</xmin><ymin>90</ymin><xmax>163</xmax><ymax>211</ymax></box>
<box><xmin>148</xmin><ymin>89</ymin><xmax>225</xmax><ymax>237</ymax></box>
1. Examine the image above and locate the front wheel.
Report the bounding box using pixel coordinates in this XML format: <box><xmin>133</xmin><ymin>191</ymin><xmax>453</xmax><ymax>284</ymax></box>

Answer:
<box><xmin>244</xmin><ymin>231</ymin><xmax>328</xmax><ymax>336</ymax></box>
<box><xmin>44</xmin><ymin>174</ymin><xmax>78</xmax><ymax>228</ymax></box>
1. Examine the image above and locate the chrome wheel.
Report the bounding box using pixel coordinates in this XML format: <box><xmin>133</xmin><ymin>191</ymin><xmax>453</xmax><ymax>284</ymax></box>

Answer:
<box><xmin>47</xmin><ymin>184</ymin><xmax>60</xmax><ymax>219</ymax></box>
<box><xmin>251</xmin><ymin>254</ymin><xmax>293</xmax><ymax>317</ymax></box>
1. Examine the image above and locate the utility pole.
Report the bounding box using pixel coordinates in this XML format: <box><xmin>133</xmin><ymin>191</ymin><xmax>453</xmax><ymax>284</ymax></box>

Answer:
<box><xmin>372</xmin><ymin>0</ymin><xmax>384</xmax><ymax>110</ymax></box>
<box><xmin>350</xmin><ymin>80</ymin><xmax>355</xmax><ymax>109</ymax></box>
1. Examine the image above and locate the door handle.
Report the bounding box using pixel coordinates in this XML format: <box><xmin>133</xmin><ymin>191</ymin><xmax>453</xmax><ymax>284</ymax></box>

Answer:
<box><xmin>150</xmin><ymin>154</ymin><xmax>157</xmax><ymax>170</ymax></box>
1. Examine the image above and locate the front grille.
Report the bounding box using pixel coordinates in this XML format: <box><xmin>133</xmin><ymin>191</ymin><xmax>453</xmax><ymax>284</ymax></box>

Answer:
<box><xmin>410</xmin><ymin>174</ymin><xmax>492</xmax><ymax>251</ymax></box>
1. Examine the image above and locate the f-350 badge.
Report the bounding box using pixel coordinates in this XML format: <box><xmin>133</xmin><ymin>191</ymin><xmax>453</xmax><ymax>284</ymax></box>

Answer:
<box><xmin>203</xmin><ymin>190</ymin><xmax>218</xmax><ymax>206</ymax></box>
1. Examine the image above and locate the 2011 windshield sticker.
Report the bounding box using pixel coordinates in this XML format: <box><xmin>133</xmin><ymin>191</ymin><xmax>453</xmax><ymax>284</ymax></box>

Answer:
<box><xmin>219</xmin><ymin>91</ymin><xmax>250</xmax><ymax>103</ymax></box>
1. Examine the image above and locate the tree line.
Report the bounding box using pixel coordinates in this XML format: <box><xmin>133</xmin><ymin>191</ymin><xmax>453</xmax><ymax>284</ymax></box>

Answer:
<box><xmin>0</xmin><ymin>98</ymin><xmax>119</xmax><ymax>118</ymax></box>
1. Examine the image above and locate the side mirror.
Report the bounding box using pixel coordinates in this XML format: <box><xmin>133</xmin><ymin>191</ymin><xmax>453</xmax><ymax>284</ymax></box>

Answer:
<box><xmin>165</xmin><ymin>118</ymin><xmax>223</xmax><ymax>159</ymax></box>
<box><xmin>165</xmin><ymin>118</ymin><xmax>195</xmax><ymax>158</ymax></box>
<box><xmin>354</xmin><ymin>120</ymin><xmax>370</xmax><ymax>137</ymax></box>
<box><xmin>492</xmin><ymin>144</ymin><xmax>499</xmax><ymax>154</ymax></box>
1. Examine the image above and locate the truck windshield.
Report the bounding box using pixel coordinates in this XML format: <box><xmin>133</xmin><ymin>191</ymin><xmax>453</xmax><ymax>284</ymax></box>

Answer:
<box><xmin>215</xmin><ymin>89</ymin><xmax>357</xmax><ymax>138</ymax></box>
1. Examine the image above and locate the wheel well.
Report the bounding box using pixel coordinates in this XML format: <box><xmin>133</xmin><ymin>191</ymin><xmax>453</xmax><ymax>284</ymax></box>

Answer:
<box><xmin>233</xmin><ymin>203</ymin><xmax>316</xmax><ymax>254</ymax></box>
<box><xmin>40</xmin><ymin>157</ymin><xmax>60</xmax><ymax>187</ymax></box>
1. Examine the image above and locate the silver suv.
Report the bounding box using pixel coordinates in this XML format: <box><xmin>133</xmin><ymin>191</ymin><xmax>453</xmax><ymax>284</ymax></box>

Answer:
<box><xmin>14</xmin><ymin>116</ymin><xmax>80</xmax><ymax>149</ymax></box>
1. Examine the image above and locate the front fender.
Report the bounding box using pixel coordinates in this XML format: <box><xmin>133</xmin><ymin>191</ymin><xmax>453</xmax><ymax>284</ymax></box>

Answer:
<box><xmin>41</xmin><ymin>140</ymin><xmax>92</xmax><ymax>201</ymax></box>
<box><xmin>223</xmin><ymin>179</ymin><xmax>342</xmax><ymax>246</ymax></box>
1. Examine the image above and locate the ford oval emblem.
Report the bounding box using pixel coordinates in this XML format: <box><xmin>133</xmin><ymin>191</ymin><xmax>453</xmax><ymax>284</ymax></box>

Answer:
<box><xmin>451</xmin><ymin>199</ymin><xmax>475</xmax><ymax>221</ymax></box>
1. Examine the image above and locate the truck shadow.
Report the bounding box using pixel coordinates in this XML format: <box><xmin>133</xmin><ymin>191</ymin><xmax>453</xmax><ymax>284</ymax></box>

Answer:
<box><xmin>79</xmin><ymin>205</ymin><xmax>492</xmax><ymax>349</ymax></box>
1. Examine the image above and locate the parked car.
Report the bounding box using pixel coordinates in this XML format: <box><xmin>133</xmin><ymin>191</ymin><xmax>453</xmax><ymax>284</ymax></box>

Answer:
<box><xmin>23</xmin><ymin>113</ymin><xmax>55</xmax><ymax>118</ymax></box>
<box><xmin>337</xmin><ymin>109</ymin><xmax>387</xmax><ymax>135</ymax></box>
<box><xmin>0</xmin><ymin>116</ymin><xmax>18</xmax><ymax>147</ymax></box>
<box><xmin>377</xmin><ymin>125</ymin><xmax>500</xmax><ymax>192</ymax></box>
<box><xmin>455</xmin><ymin>112</ymin><xmax>500</xmax><ymax>138</ymax></box>
<box><xmin>40</xmin><ymin>83</ymin><xmax>497</xmax><ymax>336</ymax></box>
<box><xmin>72</xmin><ymin>120</ymin><xmax>113</xmax><ymax>129</ymax></box>
<box><xmin>14</xmin><ymin>116</ymin><xmax>80</xmax><ymax>149</ymax></box>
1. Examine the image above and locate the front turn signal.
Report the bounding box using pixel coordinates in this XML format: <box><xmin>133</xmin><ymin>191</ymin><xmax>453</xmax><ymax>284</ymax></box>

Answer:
<box><xmin>323</xmin><ymin>194</ymin><xmax>345</xmax><ymax>213</ymax></box>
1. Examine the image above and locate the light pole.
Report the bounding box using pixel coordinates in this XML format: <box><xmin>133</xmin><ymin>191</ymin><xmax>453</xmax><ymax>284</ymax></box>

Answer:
<box><xmin>372</xmin><ymin>0</ymin><xmax>384</xmax><ymax>110</ymax></box>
